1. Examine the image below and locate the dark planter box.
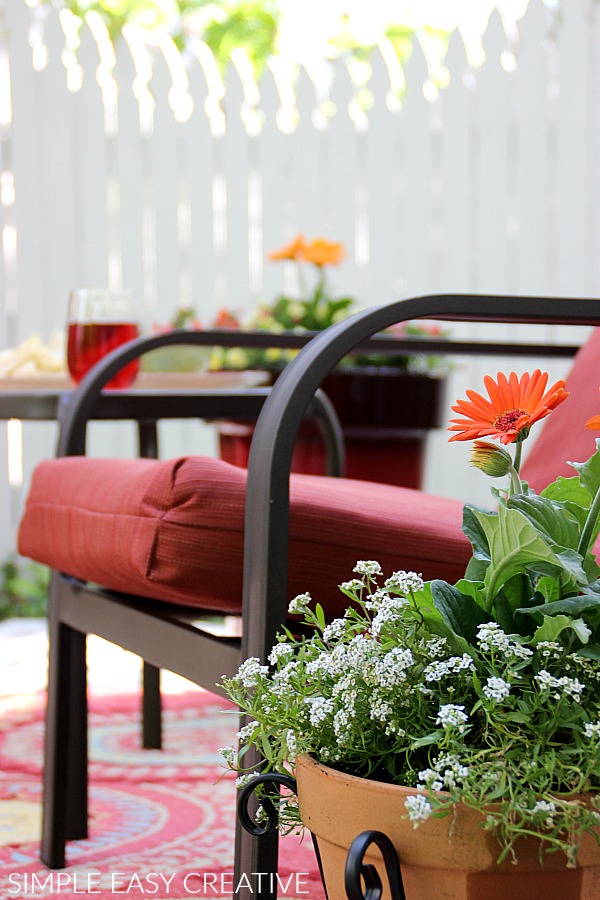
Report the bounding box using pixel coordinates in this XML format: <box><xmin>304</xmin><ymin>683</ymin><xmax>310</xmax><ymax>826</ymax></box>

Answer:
<box><xmin>218</xmin><ymin>368</ymin><xmax>447</xmax><ymax>489</ymax></box>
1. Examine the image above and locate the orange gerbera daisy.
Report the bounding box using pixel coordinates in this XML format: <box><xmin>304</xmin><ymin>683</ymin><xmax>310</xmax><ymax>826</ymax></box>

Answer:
<box><xmin>448</xmin><ymin>370</ymin><xmax>569</xmax><ymax>444</ymax></box>
<box><xmin>302</xmin><ymin>237</ymin><xmax>345</xmax><ymax>267</ymax></box>
<box><xmin>268</xmin><ymin>234</ymin><xmax>307</xmax><ymax>262</ymax></box>
<box><xmin>585</xmin><ymin>389</ymin><xmax>600</xmax><ymax>430</ymax></box>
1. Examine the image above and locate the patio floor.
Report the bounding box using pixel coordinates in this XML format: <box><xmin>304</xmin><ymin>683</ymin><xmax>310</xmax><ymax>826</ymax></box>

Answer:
<box><xmin>0</xmin><ymin>617</ymin><xmax>202</xmax><ymax>714</ymax></box>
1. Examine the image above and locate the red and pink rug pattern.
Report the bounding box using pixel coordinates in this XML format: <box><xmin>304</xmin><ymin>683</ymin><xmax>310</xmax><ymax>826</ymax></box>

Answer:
<box><xmin>0</xmin><ymin>691</ymin><xmax>325</xmax><ymax>899</ymax></box>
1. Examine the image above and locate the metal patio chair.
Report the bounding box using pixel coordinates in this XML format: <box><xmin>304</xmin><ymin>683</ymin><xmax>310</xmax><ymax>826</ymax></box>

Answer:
<box><xmin>18</xmin><ymin>294</ymin><xmax>600</xmax><ymax>900</ymax></box>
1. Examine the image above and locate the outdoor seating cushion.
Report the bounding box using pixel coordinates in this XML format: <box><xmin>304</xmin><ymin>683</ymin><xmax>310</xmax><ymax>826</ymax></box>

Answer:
<box><xmin>521</xmin><ymin>325</ymin><xmax>600</xmax><ymax>491</ymax></box>
<box><xmin>18</xmin><ymin>455</ymin><xmax>470</xmax><ymax>616</ymax></box>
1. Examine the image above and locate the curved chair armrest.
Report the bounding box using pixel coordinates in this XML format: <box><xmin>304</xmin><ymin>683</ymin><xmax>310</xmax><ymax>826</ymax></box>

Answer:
<box><xmin>241</xmin><ymin>292</ymin><xmax>600</xmax><ymax>661</ymax></box>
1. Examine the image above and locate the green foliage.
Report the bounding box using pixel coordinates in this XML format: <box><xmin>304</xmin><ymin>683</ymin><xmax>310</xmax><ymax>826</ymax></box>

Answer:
<box><xmin>36</xmin><ymin>0</ymin><xmax>494</xmax><ymax>90</ymax></box>
<box><xmin>0</xmin><ymin>556</ymin><xmax>49</xmax><ymax>620</ymax></box>
<box><xmin>221</xmin><ymin>439</ymin><xmax>600</xmax><ymax>866</ymax></box>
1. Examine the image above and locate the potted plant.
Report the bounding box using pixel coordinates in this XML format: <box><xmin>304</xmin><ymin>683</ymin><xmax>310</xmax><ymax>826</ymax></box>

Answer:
<box><xmin>221</xmin><ymin>370</ymin><xmax>600</xmax><ymax>900</ymax></box>
<box><xmin>210</xmin><ymin>235</ymin><xmax>449</xmax><ymax>488</ymax></box>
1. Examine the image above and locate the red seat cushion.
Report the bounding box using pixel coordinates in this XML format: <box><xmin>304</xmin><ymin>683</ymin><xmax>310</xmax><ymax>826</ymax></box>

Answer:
<box><xmin>521</xmin><ymin>327</ymin><xmax>600</xmax><ymax>491</ymax></box>
<box><xmin>18</xmin><ymin>455</ymin><xmax>470</xmax><ymax>616</ymax></box>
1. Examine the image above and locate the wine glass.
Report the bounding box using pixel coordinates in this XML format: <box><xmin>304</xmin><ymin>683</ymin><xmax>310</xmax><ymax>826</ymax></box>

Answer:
<box><xmin>67</xmin><ymin>288</ymin><xmax>140</xmax><ymax>389</ymax></box>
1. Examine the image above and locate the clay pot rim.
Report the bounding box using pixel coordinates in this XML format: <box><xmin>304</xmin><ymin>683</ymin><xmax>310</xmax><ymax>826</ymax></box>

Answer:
<box><xmin>296</xmin><ymin>753</ymin><xmax>452</xmax><ymax>800</ymax></box>
<box><xmin>297</xmin><ymin>753</ymin><xmax>596</xmax><ymax>808</ymax></box>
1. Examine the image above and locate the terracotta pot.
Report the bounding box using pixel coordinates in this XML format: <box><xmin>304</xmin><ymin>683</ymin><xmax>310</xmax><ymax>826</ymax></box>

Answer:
<box><xmin>295</xmin><ymin>754</ymin><xmax>600</xmax><ymax>900</ymax></box>
<box><xmin>218</xmin><ymin>368</ymin><xmax>447</xmax><ymax>489</ymax></box>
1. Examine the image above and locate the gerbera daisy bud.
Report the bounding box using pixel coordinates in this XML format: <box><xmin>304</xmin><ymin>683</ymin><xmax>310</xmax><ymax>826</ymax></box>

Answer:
<box><xmin>469</xmin><ymin>441</ymin><xmax>512</xmax><ymax>477</ymax></box>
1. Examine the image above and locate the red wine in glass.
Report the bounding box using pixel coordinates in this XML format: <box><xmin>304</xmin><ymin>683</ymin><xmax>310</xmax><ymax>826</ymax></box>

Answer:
<box><xmin>67</xmin><ymin>321</ymin><xmax>140</xmax><ymax>388</ymax></box>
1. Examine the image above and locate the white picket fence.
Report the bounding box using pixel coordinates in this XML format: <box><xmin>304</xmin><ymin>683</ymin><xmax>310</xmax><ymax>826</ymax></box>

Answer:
<box><xmin>0</xmin><ymin>0</ymin><xmax>598</xmax><ymax>560</ymax></box>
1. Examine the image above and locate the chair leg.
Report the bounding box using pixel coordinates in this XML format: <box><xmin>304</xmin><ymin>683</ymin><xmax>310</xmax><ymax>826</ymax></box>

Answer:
<box><xmin>65</xmin><ymin>627</ymin><xmax>88</xmax><ymax>840</ymax></box>
<box><xmin>234</xmin><ymin>814</ymin><xmax>279</xmax><ymax>900</ymax></box>
<box><xmin>41</xmin><ymin>576</ymin><xmax>88</xmax><ymax>868</ymax></box>
<box><xmin>142</xmin><ymin>662</ymin><xmax>162</xmax><ymax>749</ymax></box>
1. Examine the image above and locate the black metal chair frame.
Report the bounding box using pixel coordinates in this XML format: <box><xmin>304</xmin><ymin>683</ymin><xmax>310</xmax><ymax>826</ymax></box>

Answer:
<box><xmin>38</xmin><ymin>295</ymin><xmax>599</xmax><ymax>900</ymax></box>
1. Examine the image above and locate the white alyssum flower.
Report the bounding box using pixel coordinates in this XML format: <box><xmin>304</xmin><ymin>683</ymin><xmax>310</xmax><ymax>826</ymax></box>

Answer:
<box><xmin>288</xmin><ymin>592</ymin><xmax>311</xmax><ymax>614</ymax></box>
<box><xmin>384</xmin><ymin>570</ymin><xmax>424</xmax><ymax>594</ymax></box>
<box><xmin>255</xmin><ymin>804</ymin><xmax>269</xmax><ymax>824</ymax></box>
<box><xmin>270</xmin><ymin>660</ymin><xmax>299</xmax><ymax>696</ymax></box>
<box><xmin>476</xmin><ymin>622</ymin><xmax>533</xmax><ymax>660</ymax></box>
<box><xmin>421</xmin><ymin>636</ymin><xmax>448</xmax><ymax>659</ymax></box>
<box><xmin>268</xmin><ymin>642</ymin><xmax>293</xmax><ymax>665</ymax></box>
<box><xmin>373</xmin><ymin>647</ymin><xmax>414</xmax><ymax>687</ymax></box>
<box><xmin>424</xmin><ymin>654</ymin><xmax>475</xmax><ymax>682</ymax></box>
<box><xmin>236</xmin><ymin>657</ymin><xmax>270</xmax><ymax>687</ymax></box>
<box><xmin>418</xmin><ymin>768</ymin><xmax>443</xmax><ymax>792</ymax></box>
<box><xmin>536</xmin><ymin>641</ymin><xmax>564</xmax><ymax>658</ymax></box>
<box><xmin>333</xmin><ymin>708</ymin><xmax>352</xmax><ymax>741</ymax></box>
<box><xmin>535</xmin><ymin>670</ymin><xmax>585</xmax><ymax>701</ymax></box>
<box><xmin>307</xmin><ymin>696</ymin><xmax>335</xmax><ymax>727</ymax></box>
<box><xmin>322</xmin><ymin>618</ymin><xmax>347</xmax><ymax>642</ymax></box>
<box><xmin>354</xmin><ymin>560</ymin><xmax>383</xmax><ymax>576</ymax></box>
<box><xmin>340</xmin><ymin>578</ymin><xmax>364</xmax><ymax>592</ymax></box>
<box><xmin>345</xmin><ymin>634</ymin><xmax>381</xmax><ymax>670</ymax></box>
<box><xmin>235</xmin><ymin>771</ymin><xmax>261</xmax><ymax>788</ymax></box>
<box><xmin>369</xmin><ymin>696</ymin><xmax>393</xmax><ymax>723</ymax></box>
<box><xmin>482</xmin><ymin>676</ymin><xmax>512</xmax><ymax>703</ymax></box>
<box><xmin>370</xmin><ymin>605</ymin><xmax>404</xmax><ymax>637</ymax></box>
<box><xmin>531</xmin><ymin>799</ymin><xmax>558</xmax><ymax>827</ymax></box>
<box><xmin>285</xmin><ymin>729</ymin><xmax>297</xmax><ymax>756</ymax></box>
<box><xmin>419</xmin><ymin>754</ymin><xmax>470</xmax><ymax>791</ymax></box>
<box><xmin>405</xmin><ymin>793</ymin><xmax>433</xmax><ymax>823</ymax></box>
<box><xmin>365</xmin><ymin>589</ymin><xmax>391</xmax><ymax>610</ymax></box>
<box><xmin>237</xmin><ymin>721</ymin><xmax>259</xmax><ymax>743</ymax></box>
<box><xmin>436</xmin><ymin>704</ymin><xmax>469</xmax><ymax>733</ymax></box>
<box><xmin>584</xmin><ymin>721</ymin><xmax>600</xmax><ymax>739</ymax></box>
<box><xmin>219</xmin><ymin>746</ymin><xmax>235</xmax><ymax>765</ymax></box>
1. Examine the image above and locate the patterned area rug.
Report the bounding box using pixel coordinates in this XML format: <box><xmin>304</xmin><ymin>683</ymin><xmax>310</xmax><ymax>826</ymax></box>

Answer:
<box><xmin>0</xmin><ymin>692</ymin><xmax>325</xmax><ymax>899</ymax></box>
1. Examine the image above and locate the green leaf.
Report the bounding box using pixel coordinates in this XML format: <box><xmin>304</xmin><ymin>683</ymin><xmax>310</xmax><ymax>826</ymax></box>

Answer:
<box><xmin>430</xmin><ymin>580</ymin><xmax>491</xmax><ymax>645</ymax></box>
<box><xmin>542</xmin><ymin>476</ymin><xmax>592</xmax><ymax>529</ymax></box>
<box><xmin>454</xmin><ymin>578</ymin><xmax>486</xmax><ymax>608</ymax></box>
<box><xmin>474</xmin><ymin>506</ymin><xmax>588</xmax><ymax>609</ymax></box>
<box><xmin>412</xmin><ymin>584</ymin><xmax>473</xmax><ymax>654</ymax></box>
<box><xmin>502</xmin><ymin>712</ymin><xmax>531</xmax><ymax>724</ymax></box>
<box><xmin>507</xmin><ymin>494</ymin><xmax>580</xmax><ymax>551</ymax></box>
<box><xmin>410</xmin><ymin>731</ymin><xmax>443</xmax><ymax>750</ymax></box>
<box><xmin>572</xmin><ymin>618</ymin><xmax>593</xmax><ymax>643</ymax></box>
<box><xmin>553</xmin><ymin>549</ymin><xmax>590</xmax><ymax>586</ymax></box>
<box><xmin>314</xmin><ymin>603</ymin><xmax>326</xmax><ymax>631</ymax></box>
<box><xmin>517</xmin><ymin>581</ymin><xmax>600</xmax><ymax>618</ymax></box>
<box><xmin>577</xmin><ymin>644</ymin><xmax>600</xmax><ymax>660</ymax></box>
<box><xmin>535</xmin><ymin>576</ymin><xmax>561</xmax><ymax>603</ymax></box>
<box><xmin>463</xmin><ymin>555</ymin><xmax>489</xmax><ymax>582</ymax></box>
<box><xmin>569</xmin><ymin>439</ymin><xmax>600</xmax><ymax>499</ymax></box>
<box><xmin>584</xmin><ymin>553</ymin><xmax>600</xmax><ymax>583</ymax></box>
<box><xmin>462</xmin><ymin>504</ymin><xmax>492</xmax><ymax>561</ymax></box>
<box><xmin>493</xmin><ymin>575</ymin><xmax>537</xmax><ymax>635</ymax></box>
<box><xmin>531</xmin><ymin>614</ymin><xmax>591</xmax><ymax>646</ymax></box>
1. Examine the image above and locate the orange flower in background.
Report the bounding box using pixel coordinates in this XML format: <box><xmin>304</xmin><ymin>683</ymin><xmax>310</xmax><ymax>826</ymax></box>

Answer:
<box><xmin>448</xmin><ymin>370</ymin><xmax>569</xmax><ymax>444</ymax></box>
<box><xmin>268</xmin><ymin>234</ymin><xmax>307</xmax><ymax>262</ymax></box>
<box><xmin>302</xmin><ymin>237</ymin><xmax>345</xmax><ymax>267</ymax></box>
<box><xmin>268</xmin><ymin>234</ymin><xmax>345</xmax><ymax>266</ymax></box>
<box><xmin>585</xmin><ymin>389</ymin><xmax>600</xmax><ymax>430</ymax></box>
